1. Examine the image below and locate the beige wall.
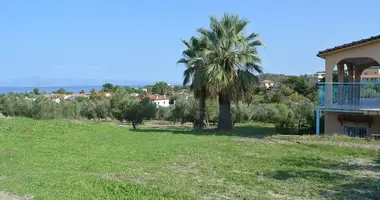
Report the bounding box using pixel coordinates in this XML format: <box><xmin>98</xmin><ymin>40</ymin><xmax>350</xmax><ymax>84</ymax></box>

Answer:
<box><xmin>321</xmin><ymin>40</ymin><xmax>380</xmax><ymax>104</ymax></box>
<box><xmin>323</xmin><ymin>40</ymin><xmax>380</xmax><ymax>75</ymax></box>
<box><xmin>324</xmin><ymin>111</ymin><xmax>380</xmax><ymax>135</ymax></box>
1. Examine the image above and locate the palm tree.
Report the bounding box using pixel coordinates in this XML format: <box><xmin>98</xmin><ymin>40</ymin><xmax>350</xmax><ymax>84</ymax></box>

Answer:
<box><xmin>198</xmin><ymin>13</ymin><xmax>264</xmax><ymax>130</ymax></box>
<box><xmin>178</xmin><ymin>37</ymin><xmax>211</xmax><ymax>129</ymax></box>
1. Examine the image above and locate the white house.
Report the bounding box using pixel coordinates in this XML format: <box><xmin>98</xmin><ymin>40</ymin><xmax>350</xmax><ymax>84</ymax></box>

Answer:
<box><xmin>43</xmin><ymin>94</ymin><xmax>70</xmax><ymax>103</ymax></box>
<box><xmin>146</xmin><ymin>95</ymin><xmax>170</xmax><ymax>107</ymax></box>
<box><xmin>261</xmin><ymin>79</ymin><xmax>275</xmax><ymax>89</ymax></box>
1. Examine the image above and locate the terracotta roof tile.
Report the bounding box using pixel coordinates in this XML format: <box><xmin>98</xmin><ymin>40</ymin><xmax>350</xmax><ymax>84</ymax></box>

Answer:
<box><xmin>361</xmin><ymin>74</ymin><xmax>380</xmax><ymax>78</ymax></box>
<box><xmin>70</xmin><ymin>93</ymin><xmax>88</xmax><ymax>97</ymax></box>
<box><xmin>146</xmin><ymin>95</ymin><xmax>169</xmax><ymax>101</ymax></box>
<box><xmin>317</xmin><ymin>35</ymin><xmax>380</xmax><ymax>57</ymax></box>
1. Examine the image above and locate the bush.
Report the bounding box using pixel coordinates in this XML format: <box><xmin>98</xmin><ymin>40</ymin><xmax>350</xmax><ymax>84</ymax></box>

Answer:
<box><xmin>268</xmin><ymin>103</ymin><xmax>297</xmax><ymax>129</ymax></box>
<box><xmin>361</xmin><ymin>88</ymin><xmax>380</xmax><ymax>98</ymax></box>
<box><xmin>231</xmin><ymin>102</ymin><xmax>254</xmax><ymax>125</ymax></box>
<box><xmin>119</xmin><ymin>97</ymin><xmax>157</xmax><ymax>125</ymax></box>
<box><xmin>251</xmin><ymin>104</ymin><xmax>269</xmax><ymax>123</ymax></box>
<box><xmin>264</xmin><ymin>92</ymin><xmax>282</xmax><ymax>103</ymax></box>
<box><xmin>61</xmin><ymin>100</ymin><xmax>81</xmax><ymax>119</ymax></box>
<box><xmin>170</xmin><ymin>97</ymin><xmax>198</xmax><ymax>124</ymax></box>
<box><xmin>206</xmin><ymin>99</ymin><xmax>218</xmax><ymax>125</ymax></box>
<box><xmin>156</xmin><ymin>106</ymin><xmax>172</xmax><ymax>120</ymax></box>
<box><xmin>279</xmin><ymin>84</ymin><xmax>293</xmax><ymax>96</ymax></box>
<box><xmin>31</xmin><ymin>98</ymin><xmax>62</xmax><ymax>119</ymax></box>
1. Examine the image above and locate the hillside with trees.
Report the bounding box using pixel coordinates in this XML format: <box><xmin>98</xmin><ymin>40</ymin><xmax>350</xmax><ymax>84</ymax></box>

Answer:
<box><xmin>0</xmin><ymin>14</ymin><xmax>323</xmax><ymax>134</ymax></box>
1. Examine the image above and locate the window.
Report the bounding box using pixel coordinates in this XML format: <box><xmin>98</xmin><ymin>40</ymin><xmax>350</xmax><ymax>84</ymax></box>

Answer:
<box><xmin>344</xmin><ymin>126</ymin><xmax>367</xmax><ymax>138</ymax></box>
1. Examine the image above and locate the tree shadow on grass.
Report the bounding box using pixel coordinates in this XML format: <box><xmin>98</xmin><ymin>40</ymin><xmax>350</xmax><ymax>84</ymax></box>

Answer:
<box><xmin>277</xmin><ymin>156</ymin><xmax>380</xmax><ymax>173</ymax></box>
<box><xmin>266</xmin><ymin>169</ymin><xmax>347</xmax><ymax>182</ymax></box>
<box><xmin>131</xmin><ymin>125</ymin><xmax>276</xmax><ymax>139</ymax></box>
<box><xmin>265</xmin><ymin>156</ymin><xmax>380</xmax><ymax>199</ymax></box>
<box><xmin>267</xmin><ymin>169</ymin><xmax>380</xmax><ymax>199</ymax></box>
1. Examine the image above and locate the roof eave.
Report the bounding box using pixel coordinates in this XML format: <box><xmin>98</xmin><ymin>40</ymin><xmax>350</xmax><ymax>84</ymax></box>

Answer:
<box><xmin>316</xmin><ymin>35</ymin><xmax>380</xmax><ymax>59</ymax></box>
<box><xmin>316</xmin><ymin>53</ymin><xmax>325</xmax><ymax>59</ymax></box>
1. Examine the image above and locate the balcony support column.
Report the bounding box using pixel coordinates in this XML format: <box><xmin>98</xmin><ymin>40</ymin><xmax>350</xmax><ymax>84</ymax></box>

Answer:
<box><xmin>325</xmin><ymin>60</ymin><xmax>334</xmax><ymax>105</ymax></box>
<box><xmin>347</xmin><ymin>64</ymin><xmax>354</xmax><ymax>105</ymax></box>
<box><xmin>338</xmin><ymin>62</ymin><xmax>345</xmax><ymax>105</ymax></box>
<box><xmin>354</xmin><ymin>66</ymin><xmax>363</xmax><ymax>106</ymax></box>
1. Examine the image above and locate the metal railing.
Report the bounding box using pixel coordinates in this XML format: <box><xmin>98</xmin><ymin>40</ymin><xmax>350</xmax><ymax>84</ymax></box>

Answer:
<box><xmin>317</xmin><ymin>82</ymin><xmax>380</xmax><ymax>110</ymax></box>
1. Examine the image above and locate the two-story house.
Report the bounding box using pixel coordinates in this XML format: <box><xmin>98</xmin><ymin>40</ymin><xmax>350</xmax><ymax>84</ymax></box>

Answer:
<box><xmin>361</xmin><ymin>66</ymin><xmax>380</xmax><ymax>82</ymax></box>
<box><xmin>146</xmin><ymin>95</ymin><xmax>170</xmax><ymax>107</ymax></box>
<box><xmin>316</xmin><ymin>35</ymin><xmax>380</xmax><ymax>137</ymax></box>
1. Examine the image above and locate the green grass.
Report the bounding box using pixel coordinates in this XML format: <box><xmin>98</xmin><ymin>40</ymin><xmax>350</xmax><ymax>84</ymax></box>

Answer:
<box><xmin>0</xmin><ymin>118</ymin><xmax>379</xmax><ymax>199</ymax></box>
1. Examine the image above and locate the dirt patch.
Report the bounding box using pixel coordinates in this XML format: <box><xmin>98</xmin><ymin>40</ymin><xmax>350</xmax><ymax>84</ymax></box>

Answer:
<box><xmin>125</xmin><ymin>160</ymin><xmax>138</xmax><ymax>164</ymax></box>
<box><xmin>0</xmin><ymin>192</ymin><xmax>34</xmax><ymax>200</ymax></box>
<box><xmin>234</xmin><ymin>137</ymin><xmax>299</xmax><ymax>145</ymax></box>
<box><xmin>0</xmin><ymin>148</ymin><xmax>16</xmax><ymax>152</ymax></box>
<box><xmin>103</xmin><ymin>173</ymin><xmax>146</xmax><ymax>184</ymax></box>
<box><xmin>72</xmin><ymin>120</ymin><xmax>85</xmax><ymax>125</ymax></box>
<box><xmin>234</xmin><ymin>137</ymin><xmax>380</xmax><ymax>150</ymax></box>
<box><xmin>168</xmin><ymin>163</ymin><xmax>199</xmax><ymax>174</ymax></box>
<box><xmin>319</xmin><ymin>141</ymin><xmax>380</xmax><ymax>150</ymax></box>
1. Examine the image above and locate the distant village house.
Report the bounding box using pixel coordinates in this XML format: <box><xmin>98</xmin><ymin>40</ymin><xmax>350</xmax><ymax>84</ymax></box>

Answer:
<box><xmin>261</xmin><ymin>80</ymin><xmax>275</xmax><ymax>89</ymax></box>
<box><xmin>43</xmin><ymin>93</ymin><xmax>89</xmax><ymax>103</ymax></box>
<box><xmin>145</xmin><ymin>95</ymin><xmax>170</xmax><ymax>107</ymax></box>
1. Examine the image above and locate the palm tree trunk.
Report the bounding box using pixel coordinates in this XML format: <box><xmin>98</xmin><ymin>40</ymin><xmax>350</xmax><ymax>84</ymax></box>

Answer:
<box><xmin>198</xmin><ymin>95</ymin><xmax>207</xmax><ymax>129</ymax></box>
<box><xmin>217</xmin><ymin>93</ymin><xmax>233</xmax><ymax>130</ymax></box>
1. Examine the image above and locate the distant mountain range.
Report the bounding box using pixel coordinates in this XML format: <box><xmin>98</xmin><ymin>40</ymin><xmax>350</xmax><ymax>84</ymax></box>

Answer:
<box><xmin>0</xmin><ymin>77</ymin><xmax>171</xmax><ymax>87</ymax></box>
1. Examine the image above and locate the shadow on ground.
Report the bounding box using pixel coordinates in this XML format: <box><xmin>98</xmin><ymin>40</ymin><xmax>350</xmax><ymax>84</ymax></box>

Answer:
<box><xmin>132</xmin><ymin>125</ymin><xmax>276</xmax><ymax>138</ymax></box>
<box><xmin>277</xmin><ymin>156</ymin><xmax>380</xmax><ymax>173</ymax></box>
<box><xmin>265</xmin><ymin>156</ymin><xmax>380</xmax><ymax>199</ymax></box>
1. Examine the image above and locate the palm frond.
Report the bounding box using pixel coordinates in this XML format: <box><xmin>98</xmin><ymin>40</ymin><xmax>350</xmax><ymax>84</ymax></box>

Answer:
<box><xmin>192</xmin><ymin>13</ymin><xmax>264</xmax><ymax>101</ymax></box>
<box><xmin>177</xmin><ymin>58</ymin><xmax>188</xmax><ymax>65</ymax></box>
<box><xmin>246</xmin><ymin>62</ymin><xmax>263</xmax><ymax>74</ymax></box>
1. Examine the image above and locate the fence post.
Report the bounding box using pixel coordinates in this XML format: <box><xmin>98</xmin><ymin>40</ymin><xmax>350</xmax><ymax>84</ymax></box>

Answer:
<box><xmin>316</xmin><ymin>109</ymin><xmax>320</xmax><ymax>136</ymax></box>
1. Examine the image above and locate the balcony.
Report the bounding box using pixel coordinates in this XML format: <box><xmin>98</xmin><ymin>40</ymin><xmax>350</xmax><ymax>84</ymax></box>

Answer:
<box><xmin>318</xmin><ymin>82</ymin><xmax>380</xmax><ymax>111</ymax></box>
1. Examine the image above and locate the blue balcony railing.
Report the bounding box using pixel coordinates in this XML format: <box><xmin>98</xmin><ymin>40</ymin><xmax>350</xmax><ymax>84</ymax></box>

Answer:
<box><xmin>317</xmin><ymin>82</ymin><xmax>380</xmax><ymax>110</ymax></box>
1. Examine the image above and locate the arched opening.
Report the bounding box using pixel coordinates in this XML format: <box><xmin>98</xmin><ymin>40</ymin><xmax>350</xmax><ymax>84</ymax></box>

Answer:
<box><xmin>327</xmin><ymin>57</ymin><xmax>380</xmax><ymax>108</ymax></box>
<box><xmin>325</xmin><ymin>57</ymin><xmax>380</xmax><ymax>82</ymax></box>
<box><xmin>330</xmin><ymin>57</ymin><xmax>380</xmax><ymax>82</ymax></box>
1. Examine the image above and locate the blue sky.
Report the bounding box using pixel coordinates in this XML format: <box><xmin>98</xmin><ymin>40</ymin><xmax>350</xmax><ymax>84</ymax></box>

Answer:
<box><xmin>1</xmin><ymin>0</ymin><xmax>380</xmax><ymax>85</ymax></box>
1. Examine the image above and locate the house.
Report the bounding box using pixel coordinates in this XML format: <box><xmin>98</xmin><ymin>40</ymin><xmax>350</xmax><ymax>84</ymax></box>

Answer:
<box><xmin>316</xmin><ymin>34</ymin><xmax>380</xmax><ymax>137</ymax></box>
<box><xmin>146</xmin><ymin>95</ymin><xmax>170</xmax><ymax>107</ymax></box>
<box><xmin>361</xmin><ymin>66</ymin><xmax>380</xmax><ymax>82</ymax></box>
<box><xmin>24</xmin><ymin>97</ymin><xmax>36</xmax><ymax>101</ymax></box>
<box><xmin>130</xmin><ymin>93</ymin><xmax>139</xmax><ymax>97</ymax></box>
<box><xmin>261</xmin><ymin>80</ymin><xmax>275</xmax><ymax>89</ymax></box>
<box><xmin>43</xmin><ymin>94</ymin><xmax>70</xmax><ymax>103</ymax></box>
<box><xmin>98</xmin><ymin>92</ymin><xmax>112</xmax><ymax>97</ymax></box>
<box><xmin>314</xmin><ymin>71</ymin><xmax>326</xmax><ymax>81</ymax></box>
<box><xmin>68</xmin><ymin>93</ymin><xmax>89</xmax><ymax>100</ymax></box>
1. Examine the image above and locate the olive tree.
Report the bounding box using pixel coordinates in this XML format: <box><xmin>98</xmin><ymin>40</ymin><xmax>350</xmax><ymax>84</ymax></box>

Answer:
<box><xmin>230</xmin><ymin>102</ymin><xmax>254</xmax><ymax>125</ymax></box>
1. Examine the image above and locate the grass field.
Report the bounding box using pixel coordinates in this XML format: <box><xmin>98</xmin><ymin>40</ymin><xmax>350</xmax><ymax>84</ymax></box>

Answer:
<box><xmin>0</xmin><ymin>118</ymin><xmax>379</xmax><ymax>199</ymax></box>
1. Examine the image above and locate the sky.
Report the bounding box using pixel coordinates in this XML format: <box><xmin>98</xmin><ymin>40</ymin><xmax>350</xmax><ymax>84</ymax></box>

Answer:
<box><xmin>1</xmin><ymin>0</ymin><xmax>380</xmax><ymax>85</ymax></box>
